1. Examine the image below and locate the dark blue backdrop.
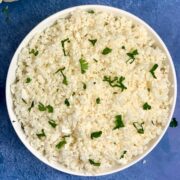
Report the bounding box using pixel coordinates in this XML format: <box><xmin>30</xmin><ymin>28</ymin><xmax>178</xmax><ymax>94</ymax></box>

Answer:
<box><xmin>0</xmin><ymin>0</ymin><xmax>180</xmax><ymax>179</ymax></box>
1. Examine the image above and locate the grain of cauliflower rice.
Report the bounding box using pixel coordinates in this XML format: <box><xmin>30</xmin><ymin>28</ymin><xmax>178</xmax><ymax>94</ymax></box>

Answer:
<box><xmin>11</xmin><ymin>9</ymin><xmax>171</xmax><ymax>174</ymax></box>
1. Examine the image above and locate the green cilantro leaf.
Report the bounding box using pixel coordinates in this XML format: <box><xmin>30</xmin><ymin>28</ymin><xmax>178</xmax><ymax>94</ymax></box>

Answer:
<box><xmin>170</xmin><ymin>118</ymin><xmax>178</xmax><ymax>128</ymax></box>
<box><xmin>38</xmin><ymin>102</ymin><xmax>46</xmax><ymax>111</ymax></box>
<box><xmin>113</xmin><ymin>115</ymin><xmax>125</xmax><ymax>130</ymax></box>
<box><xmin>143</xmin><ymin>102</ymin><xmax>151</xmax><ymax>110</ymax></box>
<box><xmin>91</xmin><ymin>131</ymin><xmax>102</xmax><ymax>139</ymax></box>
<box><xmin>133</xmin><ymin>122</ymin><xmax>144</xmax><ymax>134</ymax></box>
<box><xmin>102</xmin><ymin>47</ymin><xmax>112</xmax><ymax>55</ymax></box>
<box><xmin>120</xmin><ymin>150</ymin><xmax>127</xmax><ymax>159</ymax></box>
<box><xmin>150</xmin><ymin>64</ymin><xmax>158</xmax><ymax>79</ymax></box>
<box><xmin>26</xmin><ymin>77</ymin><xmax>31</xmax><ymax>83</ymax></box>
<box><xmin>56</xmin><ymin>139</ymin><xmax>66</xmax><ymax>149</ymax></box>
<box><xmin>28</xmin><ymin>101</ymin><xmax>34</xmax><ymax>112</ymax></box>
<box><xmin>126</xmin><ymin>49</ymin><xmax>138</xmax><ymax>64</ymax></box>
<box><xmin>88</xmin><ymin>39</ymin><xmax>97</xmax><ymax>46</ymax></box>
<box><xmin>36</xmin><ymin>129</ymin><xmax>46</xmax><ymax>139</ymax></box>
<box><xmin>55</xmin><ymin>67</ymin><xmax>68</xmax><ymax>85</ymax></box>
<box><xmin>64</xmin><ymin>98</ymin><xmax>70</xmax><ymax>107</ymax></box>
<box><xmin>46</xmin><ymin>105</ymin><xmax>53</xmax><ymax>113</ymax></box>
<box><xmin>48</xmin><ymin>119</ymin><xmax>57</xmax><ymax>128</ymax></box>
<box><xmin>103</xmin><ymin>76</ymin><xmax>127</xmax><ymax>91</ymax></box>
<box><xmin>61</xmin><ymin>38</ymin><xmax>70</xmax><ymax>56</ymax></box>
<box><xmin>96</xmin><ymin>97</ymin><xmax>101</xmax><ymax>104</ymax></box>
<box><xmin>79</xmin><ymin>58</ymin><xmax>88</xmax><ymax>74</ymax></box>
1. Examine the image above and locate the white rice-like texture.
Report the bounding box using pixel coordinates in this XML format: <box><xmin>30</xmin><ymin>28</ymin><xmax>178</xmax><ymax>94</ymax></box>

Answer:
<box><xmin>11</xmin><ymin>9</ymin><xmax>172</xmax><ymax>174</ymax></box>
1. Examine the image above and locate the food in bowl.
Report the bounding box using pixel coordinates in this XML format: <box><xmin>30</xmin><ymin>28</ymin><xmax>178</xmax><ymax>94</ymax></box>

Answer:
<box><xmin>10</xmin><ymin>8</ymin><xmax>173</xmax><ymax>174</ymax></box>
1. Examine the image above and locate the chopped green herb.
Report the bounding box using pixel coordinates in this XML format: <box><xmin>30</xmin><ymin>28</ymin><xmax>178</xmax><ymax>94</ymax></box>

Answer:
<box><xmin>83</xmin><ymin>82</ymin><xmax>87</xmax><ymax>90</ymax></box>
<box><xmin>2</xmin><ymin>6</ymin><xmax>10</xmax><ymax>22</ymax></box>
<box><xmin>102</xmin><ymin>47</ymin><xmax>112</xmax><ymax>55</ymax></box>
<box><xmin>56</xmin><ymin>139</ymin><xmax>66</xmax><ymax>149</ymax></box>
<box><xmin>29</xmin><ymin>48</ymin><xmax>39</xmax><ymax>56</ymax></box>
<box><xmin>143</xmin><ymin>102</ymin><xmax>151</xmax><ymax>110</ymax></box>
<box><xmin>113</xmin><ymin>115</ymin><xmax>125</xmax><ymax>130</ymax></box>
<box><xmin>96</xmin><ymin>97</ymin><xmax>101</xmax><ymax>104</ymax></box>
<box><xmin>87</xmin><ymin>10</ymin><xmax>95</xmax><ymax>14</ymax></box>
<box><xmin>88</xmin><ymin>39</ymin><xmax>97</xmax><ymax>46</ymax></box>
<box><xmin>93</xmin><ymin>58</ymin><xmax>98</xmax><ymax>62</ymax></box>
<box><xmin>46</xmin><ymin>105</ymin><xmax>53</xmax><ymax>113</ymax></box>
<box><xmin>72</xmin><ymin>92</ymin><xmax>76</xmax><ymax>96</ymax></box>
<box><xmin>147</xmin><ymin>88</ymin><xmax>151</xmax><ymax>92</ymax></box>
<box><xmin>22</xmin><ymin>98</ymin><xmax>27</xmax><ymax>104</ymax></box>
<box><xmin>126</xmin><ymin>49</ymin><xmax>138</xmax><ymax>64</ymax></box>
<box><xmin>89</xmin><ymin>159</ymin><xmax>101</xmax><ymax>166</ymax></box>
<box><xmin>79</xmin><ymin>58</ymin><xmax>88</xmax><ymax>74</ymax></box>
<box><xmin>55</xmin><ymin>67</ymin><xmax>68</xmax><ymax>85</ymax></box>
<box><xmin>150</xmin><ymin>64</ymin><xmax>158</xmax><ymax>79</ymax></box>
<box><xmin>28</xmin><ymin>101</ymin><xmax>34</xmax><ymax>112</ymax></box>
<box><xmin>91</xmin><ymin>131</ymin><xmax>102</xmax><ymax>139</ymax></box>
<box><xmin>64</xmin><ymin>98</ymin><xmax>70</xmax><ymax>106</ymax></box>
<box><xmin>121</xmin><ymin>46</ymin><xmax>125</xmax><ymax>49</ymax></box>
<box><xmin>36</xmin><ymin>129</ymin><xmax>46</xmax><ymax>139</ymax></box>
<box><xmin>38</xmin><ymin>102</ymin><xmax>46</xmax><ymax>111</ymax></box>
<box><xmin>48</xmin><ymin>119</ymin><xmax>57</xmax><ymax>128</ymax></box>
<box><xmin>61</xmin><ymin>38</ymin><xmax>70</xmax><ymax>56</ymax></box>
<box><xmin>170</xmin><ymin>118</ymin><xmax>178</xmax><ymax>128</ymax></box>
<box><xmin>103</xmin><ymin>76</ymin><xmax>127</xmax><ymax>91</ymax></box>
<box><xmin>26</xmin><ymin>77</ymin><xmax>31</xmax><ymax>83</ymax></box>
<box><xmin>120</xmin><ymin>150</ymin><xmax>127</xmax><ymax>159</ymax></box>
<box><xmin>133</xmin><ymin>122</ymin><xmax>144</xmax><ymax>134</ymax></box>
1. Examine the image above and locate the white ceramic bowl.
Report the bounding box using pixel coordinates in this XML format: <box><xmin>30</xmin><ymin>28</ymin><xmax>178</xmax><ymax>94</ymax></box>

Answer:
<box><xmin>6</xmin><ymin>5</ymin><xmax>177</xmax><ymax>176</ymax></box>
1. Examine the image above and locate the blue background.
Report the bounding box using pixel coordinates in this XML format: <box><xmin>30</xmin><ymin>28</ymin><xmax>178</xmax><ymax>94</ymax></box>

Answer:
<box><xmin>0</xmin><ymin>0</ymin><xmax>180</xmax><ymax>179</ymax></box>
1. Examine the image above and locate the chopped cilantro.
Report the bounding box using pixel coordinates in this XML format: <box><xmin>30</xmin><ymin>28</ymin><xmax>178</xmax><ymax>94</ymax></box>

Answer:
<box><xmin>89</xmin><ymin>159</ymin><xmax>101</xmax><ymax>166</ymax></box>
<box><xmin>120</xmin><ymin>150</ymin><xmax>127</xmax><ymax>159</ymax></box>
<box><xmin>56</xmin><ymin>139</ymin><xmax>66</xmax><ymax>149</ymax></box>
<box><xmin>61</xmin><ymin>38</ymin><xmax>70</xmax><ymax>56</ymax></box>
<box><xmin>38</xmin><ymin>102</ymin><xmax>46</xmax><ymax>111</ymax></box>
<box><xmin>46</xmin><ymin>105</ymin><xmax>53</xmax><ymax>113</ymax></box>
<box><xmin>64</xmin><ymin>98</ymin><xmax>70</xmax><ymax>106</ymax></box>
<box><xmin>133</xmin><ymin>122</ymin><xmax>144</xmax><ymax>134</ymax></box>
<box><xmin>96</xmin><ymin>97</ymin><xmax>101</xmax><ymax>104</ymax></box>
<box><xmin>126</xmin><ymin>49</ymin><xmax>138</xmax><ymax>64</ymax></box>
<box><xmin>170</xmin><ymin>118</ymin><xmax>178</xmax><ymax>128</ymax></box>
<box><xmin>36</xmin><ymin>129</ymin><xmax>46</xmax><ymax>139</ymax></box>
<box><xmin>79</xmin><ymin>58</ymin><xmax>88</xmax><ymax>74</ymax></box>
<box><xmin>48</xmin><ymin>119</ymin><xmax>57</xmax><ymax>128</ymax></box>
<box><xmin>29</xmin><ymin>48</ymin><xmax>39</xmax><ymax>56</ymax></box>
<box><xmin>143</xmin><ymin>102</ymin><xmax>151</xmax><ymax>110</ymax></box>
<box><xmin>28</xmin><ymin>101</ymin><xmax>34</xmax><ymax>112</ymax></box>
<box><xmin>22</xmin><ymin>98</ymin><xmax>27</xmax><ymax>104</ymax></box>
<box><xmin>102</xmin><ymin>47</ymin><xmax>112</xmax><ymax>55</ymax></box>
<box><xmin>150</xmin><ymin>64</ymin><xmax>158</xmax><ymax>79</ymax></box>
<box><xmin>26</xmin><ymin>77</ymin><xmax>31</xmax><ymax>83</ymax></box>
<box><xmin>87</xmin><ymin>10</ymin><xmax>95</xmax><ymax>14</ymax></box>
<box><xmin>103</xmin><ymin>76</ymin><xmax>127</xmax><ymax>91</ymax></box>
<box><xmin>88</xmin><ymin>39</ymin><xmax>97</xmax><ymax>46</ymax></box>
<box><xmin>113</xmin><ymin>115</ymin><xmax>125</xmax><ymax>130</ymax></box>
<box><xmin>83</xmin><ymin>82</ymin><xmax>87</xmax><ymax>90</ymax></box>
<box><xmin>91</xmin><ymin>131</ymin><xmax>102</xmax><ymax>139</ymax></box>
<box><xmin>55</xmin><ymin>67</ymin><xmax>68</xmax><ymax>85</ymax></box>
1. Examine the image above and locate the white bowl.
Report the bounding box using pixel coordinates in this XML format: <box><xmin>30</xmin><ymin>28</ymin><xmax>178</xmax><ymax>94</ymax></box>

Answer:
<box><xmin>6</xmin><ymin>5</ymin><xmax>177</xmax><ymax>176</ymax></box>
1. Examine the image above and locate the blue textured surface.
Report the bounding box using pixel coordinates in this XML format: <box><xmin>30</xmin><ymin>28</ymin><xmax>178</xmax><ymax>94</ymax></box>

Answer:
<box><xmin>0</xmin><ymin>0</ymin><xmax>180</xmax><ymax>179</ymax></box>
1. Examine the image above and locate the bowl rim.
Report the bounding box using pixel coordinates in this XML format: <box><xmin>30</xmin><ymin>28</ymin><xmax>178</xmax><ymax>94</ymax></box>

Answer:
<box><xmin>6</xmin><ymin>4</ymin><xmax>177</xmax><ymax>176</ymax></box>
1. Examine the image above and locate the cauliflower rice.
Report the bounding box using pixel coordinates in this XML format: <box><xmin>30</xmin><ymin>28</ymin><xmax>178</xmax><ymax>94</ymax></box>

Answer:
<box><xmin>11</xmin><ymin>9</ymin><xmax>172</xmax><ymax>174</ymax></box>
